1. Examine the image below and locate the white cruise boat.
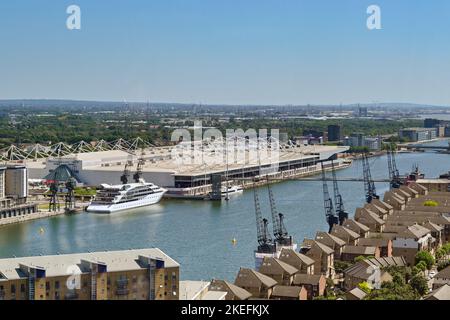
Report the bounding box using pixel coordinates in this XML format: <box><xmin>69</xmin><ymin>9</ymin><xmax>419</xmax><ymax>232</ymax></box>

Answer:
<box><xmin>221</xmin><ymin>185</ymin><xmax>244</xmax><ymax>195</ymax></box>
<box><xmin>87</xmin><ymin>179</ymin><xmax>166</xmax><ymax>213</ymax></box>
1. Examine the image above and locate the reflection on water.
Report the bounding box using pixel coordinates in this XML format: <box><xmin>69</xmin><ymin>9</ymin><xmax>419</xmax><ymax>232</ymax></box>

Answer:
<box><xmin>0</xmin><ymin>145</ymin><xmax>449</xmax><ymax>281</ymax></box>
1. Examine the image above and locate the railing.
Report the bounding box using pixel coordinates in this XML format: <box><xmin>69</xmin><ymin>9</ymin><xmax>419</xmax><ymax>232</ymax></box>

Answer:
<box><xmin>64</xmin><ymin>291</ymin><xmax>79</xmax><ymax>300</ymax></box>
<box><xmin>116</xmin><ymin>279</ymin><xmax>129</xmax><ymax>286</ymax></box>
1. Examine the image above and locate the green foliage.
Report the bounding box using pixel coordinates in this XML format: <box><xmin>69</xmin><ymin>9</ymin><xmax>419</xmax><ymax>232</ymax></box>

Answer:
<box><xmin>437</xmin><ymin>260</ymin><xmax>450</xmax><ymax>271</ymax></box>
<box><xmin>354</xmin><ymin>255</ymin><xmax>367</xmax><ymax>263</ymax></box>
<box><xmin>423</xmin><ymin>200</ymin><xmax>439</xmax><ymax>207</ymax></box>
<box><xmin>436</xmin><ymin>248</ymin><xmax>446</xmax><ymax>260</ymax></box>
<box><xmin>358</xmin><ymin>282</ymin><xmax>372</xmax><ymax>294</ymax></box>
<box><xmin>415</xmin><ymin>261</ymin><xmax>427</xmax><ymax>272</ymax></box>
<box><xmin>415</xmin><ymin>251</ymin><xmax>435</xmax><ymax>270</ymax></box>
<box><xmin>409</xmin><ymin>274</ymin><xmax>429</xmax><ymax>296</ymax></box>
<box><xmin>365</xmin><ymin>283</ymin><xmax>420</xmax><ymax>300</ymax></box>
<box><xmin>442</xmin><ymin>243</ymin><xmax>450</xmax><ymax>254</ymax></box>
<box><xmin>411</xmin><ymin>266</ymin><xmax>421</xmax><ymax>276</ymax></box>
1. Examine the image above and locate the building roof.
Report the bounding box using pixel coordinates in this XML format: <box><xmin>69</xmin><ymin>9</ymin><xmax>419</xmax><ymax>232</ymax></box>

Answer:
<box><xmin>293</xmin><ymin>274</ymin><xmax>324</xmax><ymax>286</ymax></box>
<box><xmin>435</xmin><ymin>265</ymin><xmax>450</xmax><ymax>280</ymax></box>
<box><xmin>210</xmin><ymin>279</ymin><xmax>252</xmax><ymax>300</ymax></box>
<box><xmin>364</xmin><ymin>256</ymin><xmax>407</xmax><ymax>268</ymax></box>
<box><xmin>344</xmin><ymin>256</ymin><xmax>407</xmax><ymax>279</ymax></box>
<box><xmin>278</xmin><ymin>248</ymin><xmax>315</xmax><ymax>268</ymax></box>
<box><xmin>331</xmin><ymin>225</ymin><xmax>360</xmax><ymax>240</ymax></box>
<box><xmin>234</xmin><ymin>268</ymin><xmax>277</xmax><ymax>289</ymax></box>
<box><xmin>311</xmin><ymin>240</ymin><xmax>335</xmax><ymax>255</ymax></box>
<box><xmin>423</xmin><ymin>221</ymin><xmax>444</xmax><ymax>233</ymax></box>
<box><xmin>0</xmin><ymin>248</ymin><xmax>179</xmax><ymax>280</ymax></box>
<box><xmin>342</xmin><ymin>219</ymin><xmax>371</xmax><ymax>233</ymax></box>
<box><xmin>425</xmin><ymin>284</ymin><xmax>450</xmax><ymax>300</ymax></box>
<box><xmin>272</xmin><ymin>285</ymin><xmax>304</xmax><ymax>298</ymax></box>
<box><xmin>355</xmin><ymin>208</ymin><xmax>385</xmax><ymax>225</ymax></box>
<box><xmin>202</xmin><ymin>291</ymin><xmax>227</xmax><ymax>300</ymax></box>
<box><xmin>315</xmin><ymin>231</ymin><xmax>346</xmax><ymax>247</ymax></box>
<box><xmin>179</xmin><ymin>281</ymin><xmax>210</xmax><ymax>300</ymax></box>
<box><xmin>397</xmin><ymin>224</ymin><xmax>431</xmax><ymax>239</ymax></box>
<box><xmin>342</xmin><ymin>245</ymin><xmax>376</xmax><ymax>255</ymax></box>
<box><xmin>358</xmin><ymin>238</ymin><xmax>391</xmax><ymax>247</ymax></box>
<box><xmin>372</xmin><ymin>199</ymin><xmax>394</xmax><ymax>211</ymax></box>
<box><xmin>348</xmin><ymin>287</ymin><xmax>367</xmax><ymax>300</ymax></box>
<box><xmin>259</xmin><ymin>257</ymin><xmax>298</xmax><ymax>276</ymax></box>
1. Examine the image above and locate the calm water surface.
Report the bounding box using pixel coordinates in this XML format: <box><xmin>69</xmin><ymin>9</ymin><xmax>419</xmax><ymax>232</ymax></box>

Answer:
<box><xmin>0</xmin><ymin>140</ymin><xmax>449</xmax><ymax>281</ymax></box>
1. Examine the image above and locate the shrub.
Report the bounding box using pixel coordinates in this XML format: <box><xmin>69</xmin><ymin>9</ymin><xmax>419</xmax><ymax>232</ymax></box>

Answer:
<box><xmin>358</xmin><ymin>282</ymin><xmax>372</xmax><ymax>294</ymax></box>
<box><xmin>415</xmin><ymin>261</ymin><xmax>427</xmax><ymax>272</ymax></box>
<box><xmin>409</xmin><ymin>274</ymin><xmax>429</xmax><ymax>296</ymax></box>
<box><xmin>423</xmin><ymin>200</ymin><xmax>439</xmax><ymax>207</ymax></box>
<box><xmin>415</xmin><ymin>251</ymin><xmax>435</xmax><ymax>270</ymax></box>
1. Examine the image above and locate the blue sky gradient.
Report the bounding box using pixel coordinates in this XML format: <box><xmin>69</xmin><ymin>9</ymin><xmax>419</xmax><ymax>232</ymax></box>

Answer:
<box><xmin>1</xmin><ymin>1</ymin><xmax>450</xmax><ymax>105</ymax></box>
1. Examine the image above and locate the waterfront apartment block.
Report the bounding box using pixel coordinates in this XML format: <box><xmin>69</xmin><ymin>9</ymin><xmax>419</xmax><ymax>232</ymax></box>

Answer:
<box><xmin>0</xmin><ymin>248</ymin><xmax>179</xmax><ymax>300</ymax></box>
<box><xmin>398</xmin><ymin>127</ymin><xmax>437</xmax><ymax>142</ymax></box>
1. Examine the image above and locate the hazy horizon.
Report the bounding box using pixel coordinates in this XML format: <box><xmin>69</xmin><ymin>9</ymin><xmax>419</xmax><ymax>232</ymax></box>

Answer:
<box><xmin>2</xmin><ymin>1</ymin><xmax>450</xmax><ymax>105</ymax></box>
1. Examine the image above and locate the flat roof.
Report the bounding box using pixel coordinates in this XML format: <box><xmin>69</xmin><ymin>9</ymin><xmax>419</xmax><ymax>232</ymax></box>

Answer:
<box><xmin>0</xmin><ymin>248</ymin><xmax>179</xmax><ymax>280</ymax></box>
<box><xmin>23</xmin><ymin>145</ymin><xmax>349</xmax><ymax>177</ymax></box>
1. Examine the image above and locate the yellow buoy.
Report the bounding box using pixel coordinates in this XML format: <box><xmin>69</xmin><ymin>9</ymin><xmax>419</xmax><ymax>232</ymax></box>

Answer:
<box><xmin>231</xmin><ymin>238</ymin><xmax>237</xmax><ymax>245</ymax></box>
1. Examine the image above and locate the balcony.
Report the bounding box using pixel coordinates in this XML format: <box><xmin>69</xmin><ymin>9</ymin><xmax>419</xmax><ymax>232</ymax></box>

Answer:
<box><xmin>116</xmin><ymin>279</ymin><xmax>129</xmax><ymax>286</ymax></box>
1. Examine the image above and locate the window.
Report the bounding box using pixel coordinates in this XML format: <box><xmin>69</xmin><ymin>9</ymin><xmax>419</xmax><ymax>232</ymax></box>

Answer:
<box><xmin>46</xmin><ymin>282</ymin><xmax>50</xmax><ymax>290</ymax></box>
<box><xmin>20</xmin><ymin>284</ymin><xmax>25</xmax><ymax>293</ymax></box>
<box><xmin>55</xmin><ymin>281</ymin><xmax>60</xmax><ymax>289</ymax></box>
<box><xmin>10</xmin><ymin>285</ymin><xmax>16</xmax><ymax>294</ymax></box>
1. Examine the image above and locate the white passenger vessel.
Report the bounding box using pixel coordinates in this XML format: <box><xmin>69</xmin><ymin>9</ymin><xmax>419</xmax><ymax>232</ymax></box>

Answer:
<box><xmin>87</xmin><ymin>179</ymin><xmax>166</xmax><ymax>213</ymax></box>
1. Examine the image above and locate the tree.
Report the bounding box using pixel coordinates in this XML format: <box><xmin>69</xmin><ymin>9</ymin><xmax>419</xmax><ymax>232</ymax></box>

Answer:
<box><xmin>409</xmin><ymin>274</ymin><xmax>428</xmax><ymax>296</ymax></box>
<box><xmin>415</xmin><ymin>251</ymin><xmax>435</xmax><ymax>270</ymax></box>
<box><xmin>436</xmin><ymin>248</ymin><xmax>446</xmax><ymax>260</ymax></box>
<box><xmin>416</xmin><ymin>261</ymin><xmax>427</xmax><ymax>272</ymax></box>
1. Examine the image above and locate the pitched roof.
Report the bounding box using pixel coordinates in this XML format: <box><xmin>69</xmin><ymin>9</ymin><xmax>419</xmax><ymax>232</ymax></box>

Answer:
<box><xmin>372</xmin><ymin>199</ymin><xmax>394</xmax><ymax>211</ymax></box>
<box><xmin>331</xmin><ymin>225</ymin><xmax>360</xmax><ymax>240</ymax></box>
<box><xmin>342</xmin><ymin>219</ymin><xmax>371</xmax><ymax>233</ymax></box>
<box><xmin>259</xmin><ymin>257</ymin><xmax>298</xmax><ymax>276</ymax></box>
<box><xmin>312</xmin><ymin>240</ymin><xmax>335</xmax><ymax>255</ymax></box>
<box><xmin>293</xmin><ymin>274</ymin><xmax>324</xmax><ymax>286</ymax></box>
<box><xmin>397</xmin><ymin>224</ymin><xmax>431</xmax><ymax>239</ymax></box>
<box><xmin>348</xmin><ymin>287</ymin><xmax>367</xmax><ymax>300</ymax></box>
<box><xmin>278</xmin><ymin>248</ymin><xmax>315</xmax><ymax>268</ymax></box>
<box><xmin>358</xmin><ymin>238</ymin><xmax>391</xmax><ymax>247</ymax></box>
<box><xmin>425</xmin><ymin>284</ymin><xmax>450</xmax><ymax>300</ymax></box>
<box><xmin>210</xmin><ymin>279</ymin><xmax>252</xmax><ymax>300</ymax></box>
<box><xmin>365</xmin><ymin>256</ymin><xmax>407</xmax><ymax>268</ymax></box>
<box><xmin>342</xmin><ymin>245</ymin><xmax>376</xmax><ymax>255</ymax></box>
<box><xmin>272</xmin><ymin>285</ymin><xmax>304</xmax><ymax>298</ymax></box>
<box><xmin>355</xmin><ymin>208</ymin><xmax>385</xmax><ymax>225</ymax></box>
<box><xmin>315</xmin><ymin>231</ymin><xmax>346</xmax><ymax>247</ymax></box>
<box><xmin>234</xmin><ymin>268</ymin><xmax>277</xmax><ymax>289</ymax></box>
<box><xmin>435</xmin><ymin>265</ymin><xmax>450</xmax><ymax>280</ymax></box>
<box><xmin>423</xmin><ymin>221</ymin><xmax>444</xmax><ymax>232</ymax></box>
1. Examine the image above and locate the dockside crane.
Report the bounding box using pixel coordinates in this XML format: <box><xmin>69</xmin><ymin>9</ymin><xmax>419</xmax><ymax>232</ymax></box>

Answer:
<box><xmin>321</xmin><ymin>162</ymin><xmax>339</xmax><ymax>232</ymax></box>
<box><xmin>386</xmin><ymin>144</ymin><xmax>401</xmax><ymax>189</ymax></box>
<box><xmin>362</xmin><ymin>153</ymin><xmax>379</xmax><ymax>203</ymax></box>
<box><xmin>266</xmin><ymin>175</ymin><xmax>292</xmax><ymax>246</ymax></box>
<box><xmin>253</xmin><ymin>178</ymin><xmax>275</xmax><ymax>254</ymax></box>
<box><xmin>120</xmin><ymin>162</ymin><xmax>130</xmax><ymax>184</ymax></box>
<box><xmin>133</xmin><ymin>157</ymin><xmax>145</xmax><ymax>183</ymax></box>
<box><xmin>331</xmin><ymin>160</ymin><xmax>349</xmax><ymax>225</ymax></box>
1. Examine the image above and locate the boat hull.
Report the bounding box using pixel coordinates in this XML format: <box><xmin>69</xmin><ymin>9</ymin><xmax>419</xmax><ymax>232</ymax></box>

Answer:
<box><xmin>86</xmin><ymin>191</ymin><xmax>165</xmax><ymax>213</ymax></box>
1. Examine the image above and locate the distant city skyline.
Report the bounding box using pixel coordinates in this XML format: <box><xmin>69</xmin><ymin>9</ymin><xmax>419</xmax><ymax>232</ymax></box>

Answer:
<box><xmin>1</xmin><ymin>1</ymin><xmax>450</xmax><ymax>105</ymax></box>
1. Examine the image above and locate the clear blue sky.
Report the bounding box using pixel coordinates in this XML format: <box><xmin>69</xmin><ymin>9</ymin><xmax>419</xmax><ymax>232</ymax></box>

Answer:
<box><xmin>1</xmin><ymin>0</ymin><xmax>450</xmax><ymax>105</ymax></box>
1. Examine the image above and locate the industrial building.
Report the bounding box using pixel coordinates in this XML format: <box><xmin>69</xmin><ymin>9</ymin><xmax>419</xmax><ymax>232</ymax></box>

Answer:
<box><xmin>23</xmin><ymin>143</ymin><xmax>349</xmax><ymax>196</ymax></box>
<box><xmin>0</xmin><ymin>248</ymin><xmax>179</xmax><ymax>300</ymax></box>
